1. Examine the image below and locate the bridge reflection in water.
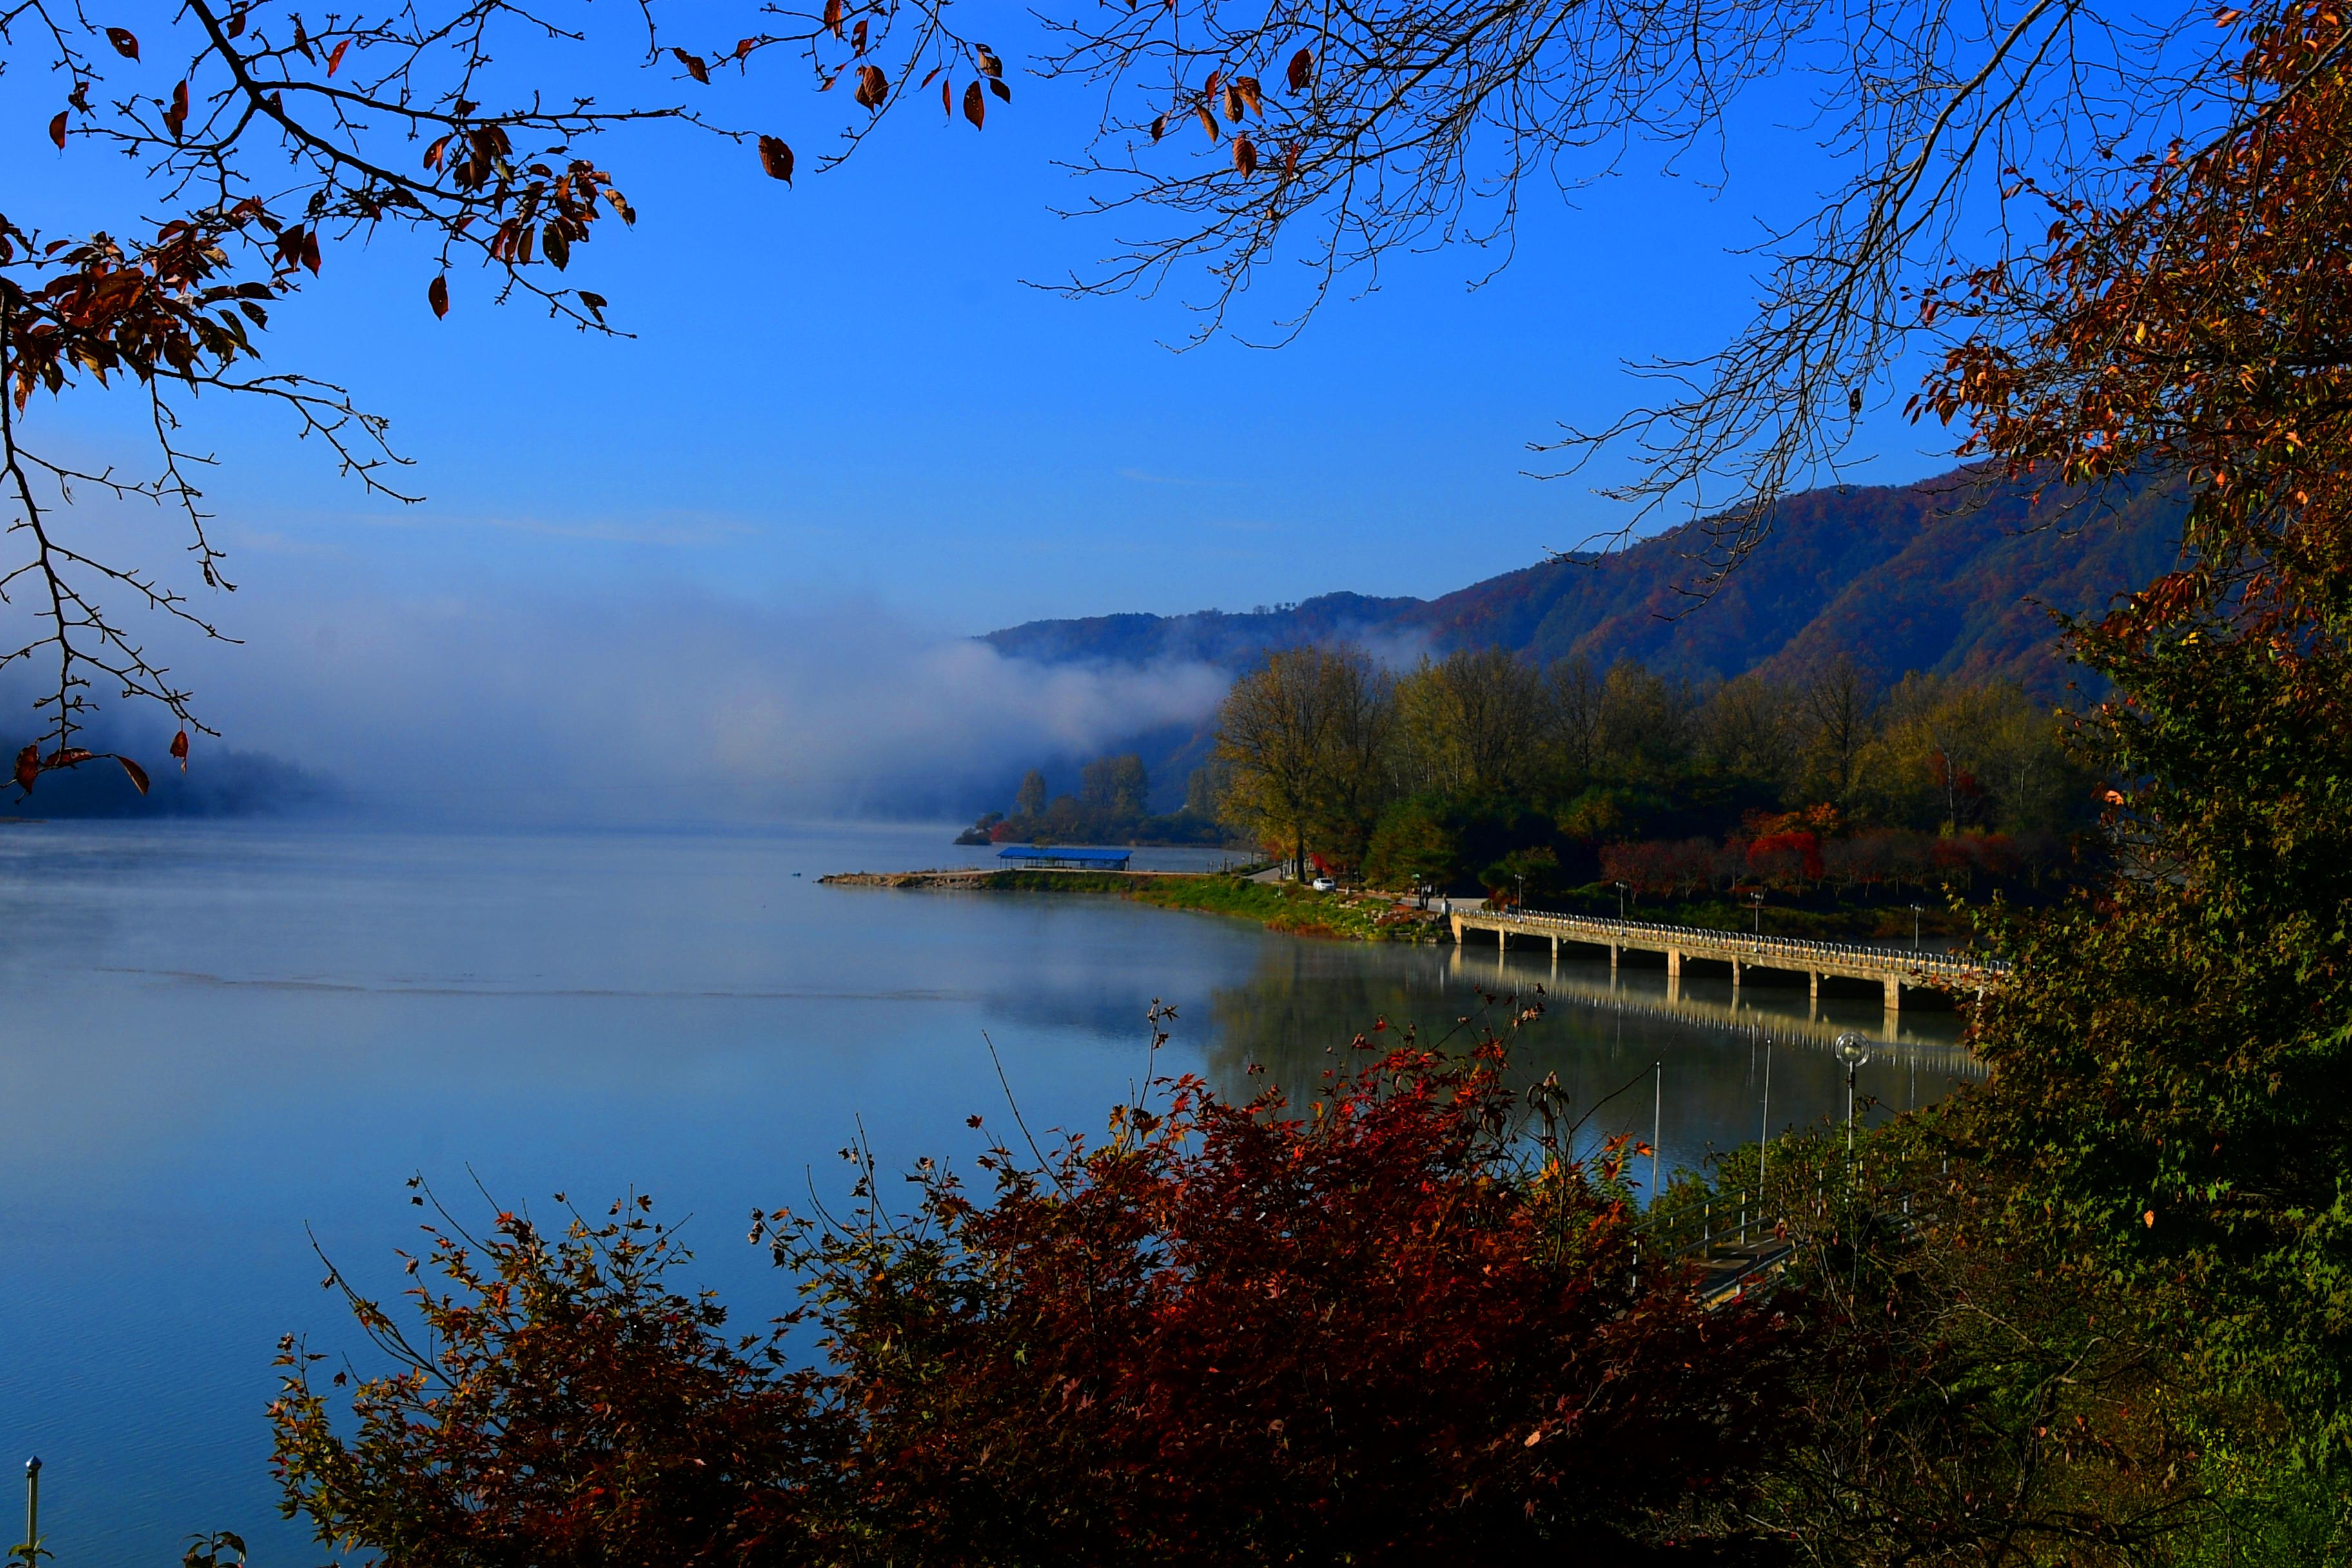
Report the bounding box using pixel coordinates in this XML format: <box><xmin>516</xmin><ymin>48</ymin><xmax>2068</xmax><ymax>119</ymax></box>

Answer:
<box><xmin>1195</xmin><ymin>936</ymin><xmax>1980</xmax><ymax>1200</ymax></box>
<box><xmin>1446</xmin><ymin>940</ymin><xmax>1986</xmax><ymax>1081</ymax></box>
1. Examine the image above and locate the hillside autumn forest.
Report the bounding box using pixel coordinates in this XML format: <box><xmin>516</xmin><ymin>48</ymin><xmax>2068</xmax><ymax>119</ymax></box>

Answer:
<box><xmin>10</xmin><ymin>0</ymin><xmax>2352</xmax><ymax>1560</ymax></box>
<box><xmin>986</xmin><ymin>468</ymin><xmax>2187</xmax><ymax>694</ymax></box>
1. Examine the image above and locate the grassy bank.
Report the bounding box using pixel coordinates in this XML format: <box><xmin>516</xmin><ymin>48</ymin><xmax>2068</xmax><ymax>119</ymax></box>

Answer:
<box><xmin>977</xmin><ymin>870</ymin><xmax>1446</xmax><ymax>943</ymax></box>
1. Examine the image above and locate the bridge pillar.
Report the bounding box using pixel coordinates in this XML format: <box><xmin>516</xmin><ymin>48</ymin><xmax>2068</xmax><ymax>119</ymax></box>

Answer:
<box><xmin>1498</xmin><ymin>925</ymin><xmax>1509</xmax><ymax>954</ymax></box>
<box><xmin>1730</xmin><ymin>959</ymin><xmax>1743</xmax><ymax>990</ymax></box>
<box><xmin>1609</xmin><ymin>943</ymin><xmax>1620</xmax><ymax>975</ymax></box>
<box><xmin>1549</xmin><ymin>934</ymin><xmax>1559</xmax><ymax>966</ymax></box>
<box><xmin>1665</xmin><ymin>948</ymin><xmax>1681</xmax><ymax>979</ymax></box>
<box><xmin>1808</xmin><ymin>972</ymin><xmax>1821</xmax><ymax>1002</ymax></box>
<box><xmin>1883</xmin><ymin>976</ymin><xmax>1903</xmax><ymax>1012</ymax></box>
<box><xmin>1449</xmin><ymin>914</ymin><xmax>1463</xmax><ymax>945</ymax></box>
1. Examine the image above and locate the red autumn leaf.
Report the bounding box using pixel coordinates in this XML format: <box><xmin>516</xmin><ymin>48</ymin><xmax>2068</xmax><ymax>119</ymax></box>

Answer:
<box><xmin>1224</xmin><ymin>84</ymin><xmax>1244</xmax><ymax>122</ymax></box>
<box><xmin>427</xmin><ymin>274</ymin><xmax>449</xmax><ymax>317</ymax></box>
<box><xmin>1287</xmin><ymin>46</ymin><xmax>1313</xmax><ymax>90</ymax></box>
<box><xmin>1151</xmin><ymin>112</ymin><xmax>1166</xmax><ymax>141</ymax></box>
<box><xmin>225</xmin><ymin>3</ymin><xmax>246</xmax><ymax>37</ymax></box>
<box><xmin>170</xmin><ymin>729</ymin><xmax>190</xmax><ymax>770</ymax></box>
<box><xmin>48</xmin><ymin>111</ymin><xmax>67</xmax><ymax>149</ymax></box>
<box><xmin>989</xmin><ymin>77</ymin><xmax>1010</xmax><ymax>103</ymax></box>
<box><xmin>758</xmin><ymin>135</ymin><xmax>794</xmax><ymax>183</ymax></box>
<box><xmin>164</xmin><ymin>79</ymin><xmax>190</xmax><ymax>137</ymax></box>
<box><xmin>118</xmin><ymin>755</ymin><xmax>151</xmax><ymax>796</ymax></box>
<box><xmin>852</xmin><ymin>17</ymin><xmax>868</xmax><ymax>54</ymax></box>
<box><xmin>1196</xmin><ymin>102</ymin><xmax>1219</xmax><ymax>142</ymax></box>
<box><xmin>963</xmin><ymin>80</ymin><xmax>985</xmax><ymax>130</ymax></box>
<box><xmin>823</xmin><ymin>0</ymin><xmax>843</xmax><ymax>39</ymax></box>
<box><xmin>1235</xmin><ymin>75</ymin><xmax>1263</xmax><ymax>114</ymax></box>
<box><xmin>13</xmin><ymin>745</ymin><xmax>37</xmax><ymax>793</ymax></box>
<box><xmin>853</xmin><ymin>64</ymin><xmax>888</xmax><ymax>109</ymax></box>
<box><xmin>327</xmin><ymin>37</ymin><xmax>351</xmax><ymax>75</ymax></box>
<box><xmin>734</xmin><ymin>37</ymin><xmax>757</xmax><ymax>59</ymax></box>
<box><xmin>422</xmin><ymin>134</ymin><xmax>450</xmax><ymax>170</ymax></box>
<box><xmin>672</xmin><ymin>48</ymin><xmax>709</xmax><ymax>84</ymax></box>
<box><xmin>43</xmin><ymin>747</ymin><xmax>94</xmax><ymax>769</ymax></box>
<box><xmin>301</xmin><ymin>229</ymin><xmax>321</xmax><ymax>274</ymax></box>
<box><xmin>106</xmin><ymin>26</ymin><xmax>139</xmax><ymax>59</ymax></box>
<box><xmin>1233</xmin><ymin>136</ymin><xmax>1258</xmax><ymax>175</ymax></box>
<box><xmin>941</xmin><ymin>75</ymin><xmax>952</xmax><ymax>114</ymax></box>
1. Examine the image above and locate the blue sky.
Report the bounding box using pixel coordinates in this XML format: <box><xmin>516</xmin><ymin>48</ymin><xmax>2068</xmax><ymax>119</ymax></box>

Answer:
<box><xmin>3</xmin><ymin>14</ymin><xmax>1979</xmax><ymax>814</ymax></box>
<box><xmin>12</xmin><ymin>15</ymin><xmax>1966</xmax><ymax>638</ymax></box>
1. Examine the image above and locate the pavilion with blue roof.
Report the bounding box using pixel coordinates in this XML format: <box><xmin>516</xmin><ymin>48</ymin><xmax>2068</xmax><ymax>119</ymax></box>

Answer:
<box><xmin>997</xmin><ymin>845</ymin><xmax>1133</xmax><ymax>871</ymax></box>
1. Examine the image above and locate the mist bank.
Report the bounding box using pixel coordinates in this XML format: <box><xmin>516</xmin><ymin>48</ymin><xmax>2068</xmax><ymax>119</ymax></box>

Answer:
<box><xmin>108</xmin><ymin>587</ymin><xmax>1232</xmax><ymax>826</ymax></box>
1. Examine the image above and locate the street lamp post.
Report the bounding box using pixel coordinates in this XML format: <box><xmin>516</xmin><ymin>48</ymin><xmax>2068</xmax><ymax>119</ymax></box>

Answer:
<box><xmin>23</xmin><ymin>1456</ymin><xmax>39</xmax><ymax>1567</ymax></box>
<box><xmin>1514</xmin><ymin>873</ymin><xmax>1525</xmax><ymax>910</ymax></box>
<box><xmin>1612</xmin><ymin>880</ymin><xmax>1628</xmax><ymax>921</ymax></box>
<box><xmin>1834</xmin><ymin>1032</ymin><xmax>1872</xmax><ymax>1161</ymax></box>
<box><xmin>1910</xmin><ymin>903</ymin><xmax>1923</xmax><ymax>948</ymax></box>
<box><xmin>1750</xmin><ymin>888</ymin><xmax>1765</xmax><ymax>937</ymax></box>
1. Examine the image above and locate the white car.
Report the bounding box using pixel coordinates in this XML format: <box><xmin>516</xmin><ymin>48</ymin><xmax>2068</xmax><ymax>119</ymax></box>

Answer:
<box><xmin>1310</xmin><ymin>876</ymin><xmax>1337</xmax><ymax>892</ymax></box>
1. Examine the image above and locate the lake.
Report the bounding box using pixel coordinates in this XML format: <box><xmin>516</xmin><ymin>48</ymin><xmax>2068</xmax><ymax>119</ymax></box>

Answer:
<box><xmin>0</xmin><ymin>821</ymin><xmax>1968</xmax><ymax>1565</ymax></box>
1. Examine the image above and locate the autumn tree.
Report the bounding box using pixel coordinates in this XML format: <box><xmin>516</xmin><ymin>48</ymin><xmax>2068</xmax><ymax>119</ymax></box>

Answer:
<box><xmin>1794</xmin><ymin>653</ymin><xmax>1879</xmax><ymax>805</ymax></box>
<box><xmin>1213</xmin><ymin>644</ymin><xmax>1391</xmax><ymax>878</ymax></box>
<box><xmin>1080</xmin><ymin>752</ymin><xmax>1150</xmax><ymax>818</ymax></box>
<box><xmin>1540</xmin><ymin>655</ymin><xmax>1605</xmax><ymax>784</ymax></box>
<box><xmin>1391</xmin><ymin>648</ymin><xmax>1545</xmax><ymax>799</ymax></box>
<box><xmin>1696</xmin><ymin>672</ymin><xmax>1796</xmax><ymax>789</ymax></box>
<box><xmin>1923</xmin><ymin>1</ymin><xmax>2352</xmax><ymax>1461</ymax></box>
<box><xmin>1594</xmin><ymin>662</ymin><xmax>1696</xmax><ymax>781</ymax></box>
<box><xmin>1015</xmin><ymin>767</ymin><xmax>1049</xmax><ymax>818</ymax></box>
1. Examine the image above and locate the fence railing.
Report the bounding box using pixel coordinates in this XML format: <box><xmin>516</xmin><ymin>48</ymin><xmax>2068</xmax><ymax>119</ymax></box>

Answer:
<box><xmin>1459</xmin><ymin>906</ymin><xmax>2010</xmax><ymax>981</ymax></box>
<box><xmin>1629</xmin><ymin>1144</ymin><xmax>1956</xmax><ymax>1300</ymax></box>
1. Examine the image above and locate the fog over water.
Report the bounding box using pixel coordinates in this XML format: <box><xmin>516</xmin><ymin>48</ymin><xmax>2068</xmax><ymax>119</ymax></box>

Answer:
<box><xmin>81</xmin><ymin>587</ymin><xmax>1219</xmax><ymax>822</ymax></box>
<box><xmin>0</xmin><ymin>819</ymin><xmax>1963</xmax><ymax>1565</ymax></box>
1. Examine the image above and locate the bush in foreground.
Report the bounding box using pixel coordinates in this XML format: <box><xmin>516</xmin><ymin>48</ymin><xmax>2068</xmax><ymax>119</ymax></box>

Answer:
<box><xmin>271</xmin><ymin>1039</ymin><xmax>1803</xmax><ymax>1565</ymax></box>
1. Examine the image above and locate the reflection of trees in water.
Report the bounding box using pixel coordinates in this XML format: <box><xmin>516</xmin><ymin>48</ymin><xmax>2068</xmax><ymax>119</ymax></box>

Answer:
<box><xmin>1198</xmin><ymin>946</ymin><xmax>1981</xmax><ymax>1181</ymax></box>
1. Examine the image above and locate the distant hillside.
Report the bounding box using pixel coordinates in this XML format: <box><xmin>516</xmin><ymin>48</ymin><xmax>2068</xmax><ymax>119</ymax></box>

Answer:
<box><xmin>986</xmin><ymin>469</ymin><xmax>2184</xmax><ymax>693</ymax></box>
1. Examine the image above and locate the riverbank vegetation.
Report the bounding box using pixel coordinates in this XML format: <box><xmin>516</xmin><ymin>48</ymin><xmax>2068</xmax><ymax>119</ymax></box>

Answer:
<box><xmin>957</xmin><ymin>756</ymin><xmax>1237</xmax><ymax>848</ymax></box>
<box><xmin>1208</xmin><ymin>645</ymin><xmax>2095</xmax><ymax>934</ymax></box>
<box><xmin>830</xmin><ymin>867</ymin><xmax>1445</xmax><ymax>941</ymax></box>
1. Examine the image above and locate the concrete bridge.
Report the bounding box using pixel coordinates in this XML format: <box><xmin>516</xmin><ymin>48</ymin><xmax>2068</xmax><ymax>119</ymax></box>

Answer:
<box><xmin>1449</xmin><ymin>907</ymin><xmax>2009</xmax><ymax>1012</ymax></box>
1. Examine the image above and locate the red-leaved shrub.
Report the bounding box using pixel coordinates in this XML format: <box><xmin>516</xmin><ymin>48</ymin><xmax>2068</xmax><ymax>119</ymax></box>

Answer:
<box><xmin>275</xmin><ymin>1043</ymin><xmax>1805</xmax><ymax>1565</ymax></box>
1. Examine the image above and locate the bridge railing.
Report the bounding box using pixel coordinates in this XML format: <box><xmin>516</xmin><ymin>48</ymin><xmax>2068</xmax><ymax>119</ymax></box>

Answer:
<box><xmin>1630</xmin><ymin>1141</ymin><xmax>1957</xmax><ymax>1296</ymax></box>
<box><xmin>1461</xmin><ymin>905</ymin><xmax>2010</xmax><ymax>981</ymax></box>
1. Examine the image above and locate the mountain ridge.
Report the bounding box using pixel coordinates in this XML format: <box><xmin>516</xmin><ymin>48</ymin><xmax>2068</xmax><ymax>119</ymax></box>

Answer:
<box><xmin>985</xmin><ymin>469</ymin><xmax>2184</xmax><ymax>694</ymax></box>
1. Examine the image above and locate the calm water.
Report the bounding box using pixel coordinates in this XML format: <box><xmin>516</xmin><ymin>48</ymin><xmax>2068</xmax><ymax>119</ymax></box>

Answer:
<box><xmin>0</xmin><ymin>822</ymin><xmax>1966</xmax><ymax>1565</ymax></box>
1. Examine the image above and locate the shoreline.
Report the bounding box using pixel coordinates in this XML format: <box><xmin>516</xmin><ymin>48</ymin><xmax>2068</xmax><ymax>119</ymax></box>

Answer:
<box><xmin>818</xmin><ymin>868</ymin><xmax>1451</xmax><ymax>943</ymax></box>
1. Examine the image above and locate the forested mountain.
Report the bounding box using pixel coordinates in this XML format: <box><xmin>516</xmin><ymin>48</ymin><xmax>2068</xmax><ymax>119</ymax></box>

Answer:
<box><xmin>986</xmin><ymin>469</ymin><xmax>2184</xmax><ymax>692</ymax></box>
